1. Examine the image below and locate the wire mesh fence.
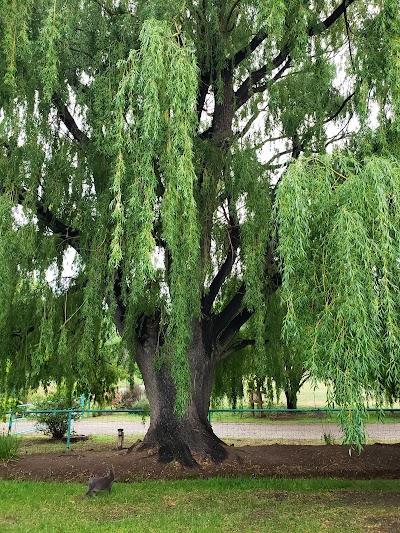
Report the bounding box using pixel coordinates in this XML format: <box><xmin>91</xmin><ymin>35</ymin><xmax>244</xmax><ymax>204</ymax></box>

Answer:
<box><xmin>2</xmin><ymin>408</ymin><xmax>400</xmax><ymax>453</ymax></box>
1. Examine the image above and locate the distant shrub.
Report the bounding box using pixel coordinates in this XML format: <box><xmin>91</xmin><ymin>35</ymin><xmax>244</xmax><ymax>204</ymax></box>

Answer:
<box><xmin>33</xmin><ymin>392</ymin><xmax>80</xmax><ymax>439</ymax></box>
<box><xmin>130</xmin><ymin>397</ymin><xmax>150</xmax><ymax>414</ymax></box>
<box><xmin>114</xmin><ymin>385</ymin><xmax>147</xmax><ymax>410</ymax></box>
<box><xmin>0</xmin><ymin>433</ymin><xmax>20</xmax><ymax>459</ymax></box>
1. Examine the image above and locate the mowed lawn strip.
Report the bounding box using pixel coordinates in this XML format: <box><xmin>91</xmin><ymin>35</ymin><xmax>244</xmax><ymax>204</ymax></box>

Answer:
<box><xmin>1</xmin><ymin>478</ymin><xmax>400</xmax><ymax>532</ymax></box>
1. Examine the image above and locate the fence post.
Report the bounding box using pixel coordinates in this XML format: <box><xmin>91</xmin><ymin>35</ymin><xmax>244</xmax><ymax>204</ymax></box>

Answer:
<box><xmin>66</xmin><ymin>410</ymin><xmax>73</xmax><ymax>450</ymax></box>
<box><xmin>8</xmin><ymin>411</ymin><xmax>13</xmax><ymax>435</ymax></box>
<box><xmin>117</xmin><ymin>428</ymin><xmax>124</xmax><ymax>450</ymax></box>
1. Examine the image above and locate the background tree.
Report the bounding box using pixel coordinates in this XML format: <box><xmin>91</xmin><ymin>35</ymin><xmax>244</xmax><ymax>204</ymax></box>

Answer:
<box><xmin>0</xmin><ymin>0</ymin><xmax>399</xmax><ymax>462</ymax></box>
<box><xmin>263</xmin><ymin>291</ymin><xmax>310</xmax><ymax>410</ymax></box>
<box><xmin>213</xmin><ymin>292</ymin><xmax>309</xmax><ymax>410</ymax></box>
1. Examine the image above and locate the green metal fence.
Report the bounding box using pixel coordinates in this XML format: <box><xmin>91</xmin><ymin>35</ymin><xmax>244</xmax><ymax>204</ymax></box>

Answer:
<box><xmin>208</xmin><ymin>407</ymin><xmax>400</xmax><ymax>422</ymax></box>
<box><xmin>5</xmin><ymin>409</ymin><xmax>147</xmax><ymax>449</ymax></box>
<box><xmin>3</xmin><ymin>407</ymin><xmax>400</xmax><ymax>451</ymax></box>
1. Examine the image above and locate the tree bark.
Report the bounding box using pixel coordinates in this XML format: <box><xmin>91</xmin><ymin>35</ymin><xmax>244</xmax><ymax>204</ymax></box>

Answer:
<box><xmin>284</xmin><ymin>388</ymin><xmax>298</xmax><ymax>410</ymax></box>
<box><xmin>132</xmin><ymin>316</ymin><xmax>228</xmax><ymax>466</ymax></box>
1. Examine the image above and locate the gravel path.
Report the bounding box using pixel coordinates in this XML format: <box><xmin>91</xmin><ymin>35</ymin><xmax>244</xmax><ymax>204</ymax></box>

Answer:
<box><xmin>3</xmin><ymin>418</ymin><xmax>400</xmax><ymax>442</ymax></box>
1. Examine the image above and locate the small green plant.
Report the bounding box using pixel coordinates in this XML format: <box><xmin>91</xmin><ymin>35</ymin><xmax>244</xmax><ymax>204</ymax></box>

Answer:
<box><xmin>132</xmin><ymin>398</ymin><xmax>150</xmax><ymax>423</ymax></box>
<box><xmin>33</xmin><ymin>392</ymin><xmax>80</xmax><ymax>439</ymax></box>
<box><xmin>323</xmin><ymin>432</ymin><xmax>335</xmax><ymax>445</ymax></box>
<box><xmin>0</xmin><ymin>432</ymin><xmax>20</xmax><ymax>459</ymax></box>
<box><xmin>131</xmin><ymin>397</ymin><xmax>150</xmax><ymax>412</ymax></box>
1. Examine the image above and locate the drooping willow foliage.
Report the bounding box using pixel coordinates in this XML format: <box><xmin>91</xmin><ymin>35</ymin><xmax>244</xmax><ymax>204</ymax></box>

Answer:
<box><xmin>0</xmin><ymin>0</ymin><xmax>399</xmax><ymax>445</ymax></box>
<box><xmin>0</xmin><ymin>8</ymin><xmax>202</xmax><ymax>411</ymax></box>
<box><xmin>276</xmin><ymin>154</ymin><xmax>400</xmax><ymax>447</ymax></box>
<box><xmin>109</xmin><ymin>21</ymin><xmax>201</xmax><ymax>412</ymax></box>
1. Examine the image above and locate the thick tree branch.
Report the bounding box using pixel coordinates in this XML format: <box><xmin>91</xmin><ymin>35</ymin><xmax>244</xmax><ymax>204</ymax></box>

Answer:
<box><xmin>226</xmin><ymin>0</ymin><xmax>242</xmax><ymax>29</ymax></box>
<box><xmin>299</xmin><ymin>372</ymin><xmax>311</xmax><ymax>389</ymax></box>
<box><xmin>215</xmin><ymin>248</ymin><xmax>280</xmax><ymax>356</ymax></box>
<box><xmin>234</xmin><ymin>0</ymin><xmax>356</xmax><ymax>110</ymax></box>
<box><xmin>113</xmin><ymin>268</ymin><xmax>126</xmax><ymax>335</ymax></box>
<box><xmin>344</xmin><ymin>8</ymin><xmax>356</xmax><ymax>72</ymax></box>
<box><xmin>317</xmin><ymin>0</ymin><xmax>356</xmax><ymax>35</ymax></box>
<box><xmin>216</xmin><ymin>307</ymin><xmax>253</xmax><ymax>355</ymax></box>
<box><xmin>213</xmin><ymin>283</ymin><xmax>246</xmax><ymax>338</ymax></box>
<box><xmin>5</xmin><ymin>185</ymin><xmax>81</xmax><ymax>247</ymax></box>
<box><xmin>219</xmin><ymin>338</ymin><xmax>256</xmax><ymax>360</ymax></box>
<box><xmin>324</xmin><ymin>91</ymin><xmax>355</xmax><ymax>124</ymax></box>
<box><xmin>52</xmin><ymin>93</ymin><xmax>90</xmax><ymax>144</ymax></box>
<box><xmin>202</xmin><ymin>214</ymin><xmax>240</xmax><ymax>314</ymax></box>
<box><xmin>247</xmin><ymin>56</ymin><xmax>292</xmax><ymax>98</ymax></box>
<box><xmin>199</xmin><ymin>54</ymin><xmax>290</xmax><ymax>140</ymax></box>
<box><xmin>211</xmin><ymin>233</ymin><xmax>280</xmax><ymax>352</ymax></box>
<box><xmin>197</xmin><ymin>73</ymin><xmax>211</xmax><ymax>124</ymax></box>
<box><xmin>1</xmin><ymin>138</ymin><xmax>81</xmax><ymax>251</ymax></box>
<box><xmin>35</xmin><ymin>201</ymin><xmax>80</xmax><ymax>245</ymax></box>
<box><xmin>232</xmin><ymin>28</ymin><xmax>268</xmax><ymax>68</ymax></box>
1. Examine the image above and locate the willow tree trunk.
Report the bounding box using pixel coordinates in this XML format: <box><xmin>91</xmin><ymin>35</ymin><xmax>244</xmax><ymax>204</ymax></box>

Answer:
<box><xmin>133</xmin><ymin>316</ymin><xmax>227</xmax><ymax>466</ymax></box>
<box><xmin>126</xmin><ymin>67</ymin><xmax>236</xmax><ymax>468</ymax></box>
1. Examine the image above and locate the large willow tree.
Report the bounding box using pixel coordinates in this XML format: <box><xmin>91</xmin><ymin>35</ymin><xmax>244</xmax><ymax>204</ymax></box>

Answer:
<box><xmin>1</xmin><ymin>0</ymin><xmax>399</xmax><ymax>462</ymax></box>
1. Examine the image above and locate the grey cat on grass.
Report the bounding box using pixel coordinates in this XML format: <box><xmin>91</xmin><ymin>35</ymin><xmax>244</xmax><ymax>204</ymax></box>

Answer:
<box><xmin>85</xmin><ymin>465</ymin><xmax>115</xmax><ymax>496</ymax></box>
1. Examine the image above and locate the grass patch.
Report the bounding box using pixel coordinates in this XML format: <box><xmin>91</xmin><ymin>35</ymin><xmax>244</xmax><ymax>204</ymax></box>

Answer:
<box><xmin>0</xmin><ymin>478</ymin><xmax>400</xmax><ymax>532</ymax></box>
<box><xmin>0</xmin><ymin>434</ymin><xmax>20</xmax><ymax>459</ymax></box>
<box><xmin>209</xmin><ymin>411</ymin><xmax>332</xmax><ymax>423</ymax></box>
<box><xmin>209</xmin><ymin>410</ymin><xmax>400</xmax><ymax>424</ymax></box>
<box><xmin>82</xmin><ymin>412</ymin><xmax>149</xmax><ymax>422</ymax></box>
<box><xmin>16</xmin><ymin>434</ymin><xmax>143</xmax><ymax>455</ymax></box>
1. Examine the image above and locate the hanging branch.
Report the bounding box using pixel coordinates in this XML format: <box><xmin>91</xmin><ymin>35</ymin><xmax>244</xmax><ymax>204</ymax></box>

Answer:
<box><xmin>51</xmin><ymin>93</ymin><xmax>90</xmax><ymax>144</ymax></box>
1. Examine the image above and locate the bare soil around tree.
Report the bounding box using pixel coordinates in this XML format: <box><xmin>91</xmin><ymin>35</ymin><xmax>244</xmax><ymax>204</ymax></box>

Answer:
<box><xmin>1</xmin><ymin>443</ymin><xmax>400</xmax><ymax>484</ymax></box>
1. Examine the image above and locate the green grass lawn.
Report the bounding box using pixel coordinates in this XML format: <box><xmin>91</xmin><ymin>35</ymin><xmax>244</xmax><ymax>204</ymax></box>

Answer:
<box><xmin>15</xmin><ymin>434</ymin><xmax>143</xmax><ymax>455</ymax></box>
<box><xmin>0</xmin><ymin>478</ymin><xmax>399</xmax><ymax>532</ymax></box>
<box><xmin>209</xmin><ymin>409</ymin><xmax>400</xmax><ymax>424</ymax></box>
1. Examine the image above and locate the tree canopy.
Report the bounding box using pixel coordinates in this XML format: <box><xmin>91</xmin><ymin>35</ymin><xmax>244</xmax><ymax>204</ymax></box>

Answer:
<box><xmin>1</xmin><ymin>0</ymin><xmax>400</xmax><ymax>455</ymax></box>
